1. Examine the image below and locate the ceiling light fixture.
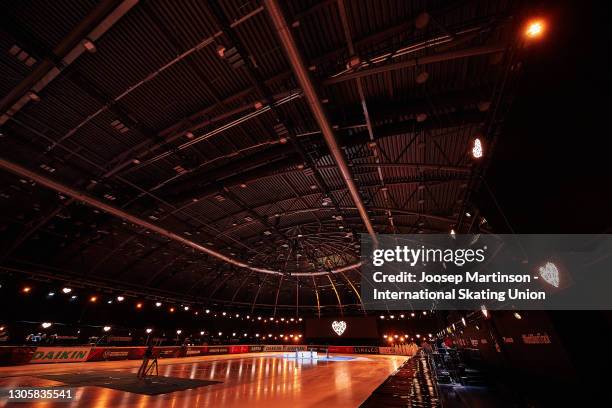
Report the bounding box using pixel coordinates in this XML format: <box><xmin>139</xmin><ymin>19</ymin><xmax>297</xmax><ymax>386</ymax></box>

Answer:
<box><xmin>538</xmin><ymin>261</ymin><xmax>560</xmax><ymax>288</ymax></box>
<box><xmin>525</xmin><ymin>19</ymin><xmax>546</xmax><ymax>39</ymax></box>
<box><xmin>472</xmin><ymin>138</ymin><xmax>483</xmax><ymax>158</ymax></box>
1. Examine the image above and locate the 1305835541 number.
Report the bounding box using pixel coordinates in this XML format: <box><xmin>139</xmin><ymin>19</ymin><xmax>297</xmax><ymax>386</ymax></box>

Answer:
<box><xmin>6</xmin><ymin>387</ymin><xmax>74</xmax><ymax>400</ymax></box>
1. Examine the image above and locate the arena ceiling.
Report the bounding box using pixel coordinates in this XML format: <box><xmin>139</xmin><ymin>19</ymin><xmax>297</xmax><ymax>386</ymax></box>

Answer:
<box><xmin>0</xmin><ymin>0</ymin><xmax>525</xmax><ymax>315</ymax></box>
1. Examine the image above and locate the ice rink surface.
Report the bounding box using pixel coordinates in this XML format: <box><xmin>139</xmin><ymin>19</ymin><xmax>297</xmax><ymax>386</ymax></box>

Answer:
<box><xmin>0</xmin><ymin>352</ymin><xmax>407</xmax><ymax>407</ymax></box>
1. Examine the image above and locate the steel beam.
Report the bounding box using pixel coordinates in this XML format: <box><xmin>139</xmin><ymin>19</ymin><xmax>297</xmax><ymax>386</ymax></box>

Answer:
<box><xmin>265</xmin><ymin>0</ymin><xmax>377</xmax><ymax>244</ymax></box>
<box><xmin>0</xmin><ymin>157</ymin><xmax>360</xmax><ymax>276</ymax></box>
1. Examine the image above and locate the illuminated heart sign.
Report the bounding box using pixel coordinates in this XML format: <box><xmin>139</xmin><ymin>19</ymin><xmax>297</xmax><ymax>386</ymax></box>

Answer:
<box><xmin>538</xmin><ymin>262</ymin><xmax>560</xmax><ymax>288</ymax></box>
<box><xmin>332</xmin><ymin>320</ymin><xmax>347</xmax><ymax>336</ymax></box>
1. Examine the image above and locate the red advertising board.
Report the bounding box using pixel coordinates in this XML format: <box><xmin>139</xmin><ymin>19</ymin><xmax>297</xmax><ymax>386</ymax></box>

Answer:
<box><xmin>0</xmin><ymin>343</ymin><xmax>395</xmax><ymax>366</ymax></box>
<box><xmin>185</xmin><ymin>346</ymin><xmax>208</xmax><ymax>357</ymax></box>
<box><xmin>29</xmin><ymin>347</ymin><xmax>91</xmax><ymax>364</ymax></box>
<box><xmin>229</xmin><ymin>345</ymin><xmax>249</xmax><ymax>354</ymax></box>
<box><xmin>328</xmin><ymin>346</ymin><xmax>355</xmax><ymax>353</ymax></box>
<box><xmin>87</xmin><ymin>347</ymin><xmax>146</xmax><ymax>362</ymax></box>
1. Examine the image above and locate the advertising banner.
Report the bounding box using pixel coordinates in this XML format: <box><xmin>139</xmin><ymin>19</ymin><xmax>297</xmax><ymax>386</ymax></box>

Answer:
<box><xmin>155</xmin><ymin>347</ymin><xmax>182</xmax><ymax>358</ymax></box>
<box><xmin>185</xmin><ymin>346</ymin><xmax>208</xmax><ymax>356</ymax></box>
<box><xmin>2</xmin><ymin>344</ymin><xmax>395</xmax><ymax>366</ymax></box>
<box><xmin>263</xmin><ymin>345</ymin><xmax>283</xmax><ymax>352</ymax></box>
<box><xmin>353</xmin><ymin>346</ymin><xmax>380</xmax><ymax>354</ymax></box>
<box><xmin>29</xmin><ymin>347</ymin><xmax>91</xmax><ymax>363</ymax></box>
<box><xmin>283</xmin><ymin>345</ymin><xmax>307</xmax><ymax>351</ymax></box>
<box><xmin>229</xmin><ymin>345</ymin><xmax>249</xmax><ymax>354</ymax></box>
<box><xmin>87</xmin><ymin>347</ymin><xmax>146</xmax><ymax>361</ymax></box>
<box><xmin>206</xmin><ymin>346</ymin><xmax>229</xmax><ymax>355</ymax></box>
<box><xmin>328</xmin><ymin>346</ymin><xmax>354</xmax><ymax>353</ymax></box>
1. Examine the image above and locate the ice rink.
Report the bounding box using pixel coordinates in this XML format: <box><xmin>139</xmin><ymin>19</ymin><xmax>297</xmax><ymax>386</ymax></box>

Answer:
<box><xmin>0</xmin><ymin>352</ymin><xmax>407</xmax><ymax>407</ymax></box>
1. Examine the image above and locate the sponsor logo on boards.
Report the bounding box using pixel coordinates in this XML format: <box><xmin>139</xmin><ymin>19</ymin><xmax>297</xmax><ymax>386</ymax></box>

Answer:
<box><xmin>263</xmin><ymin>345</ymin><xmax>283</xmax><ymax>352</ymax></box>
<box><xmin>354</xmin><ymin>346</ymin><xmax>379</xmax><ymax>354</ymax></box>
<box><xmin>30</xmin><ymin>347</ymin><xmax>91</xmax><ymax>363</ymax></box>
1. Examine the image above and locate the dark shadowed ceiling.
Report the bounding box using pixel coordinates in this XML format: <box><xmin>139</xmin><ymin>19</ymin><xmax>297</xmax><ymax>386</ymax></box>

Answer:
<box><xmin>0</xmin><ymin>0</ymin><xmax>527</xmax><ymax>315</ymax></box>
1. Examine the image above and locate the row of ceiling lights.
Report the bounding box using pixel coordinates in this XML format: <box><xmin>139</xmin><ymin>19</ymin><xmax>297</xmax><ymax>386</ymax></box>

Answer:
<box><xmin>20</xmin><ymin>285</ymin><xmax>443</xmax><ymax>322</ymax></box>
<box><xmin>383</xmin><ymin>333</ymin><xmax>432</xmax><ymax>342</ymax></box>
<box><xmin>18</xmin><ymin>284</ymin><xmax>304</xmax><ymax>322</ymax></box>
<box><xmin>379</xmin><ymin>311</ymin><xmax>429</xmax><ymax>319</ymax></box>
<box><xmin>31</xmin><ymin>322</ymin><xmax>304</xmax><ymax>341</ymax></box>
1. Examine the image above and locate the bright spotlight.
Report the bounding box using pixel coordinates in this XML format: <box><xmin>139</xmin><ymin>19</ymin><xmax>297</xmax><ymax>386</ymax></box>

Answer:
<box><xmin>146</xmin><ymin>328</ymin><xmax>153</xmax><ymax>334</ymax></box>
<box><xmin>514</xmin><ymin>312</ymin><xmax>522</xmax><ymax>320</ymax></box>
<box><xmin>176</xmin><ymin>330</ymin><xmax>182</xmax><ymax>335</ymax></box>
<box><xmin>155</xmin><ymin>302</ymin><xmax>162</xmax><ymax>307</ymax></box>
<box><xmin>62</xmin><ymin>287</ymin><xmax>72</xmax><ymax>294</ymax></box>
<box><xmin>41</xmin><ymin>322</ymin><xmax>52</xmax><ymax>329</ymax></box>
<box><xmin>103</xmin><ymin>326</ymin><xmax>111</xmax><ymax>332</ymax></box>
<box><xmin>116</xmin><ymin>296</ymin><xmax>124</xmax><ymax>302</ymax></box>
<box><xmin>472</xmin><ymin>138</ymin><xmax>483</xmax><ymax>158</ymax></box>
<box><xmin>525</xmin><ymin>20</ymin><xmax>545</xmax><ymax>39</ymax></box>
